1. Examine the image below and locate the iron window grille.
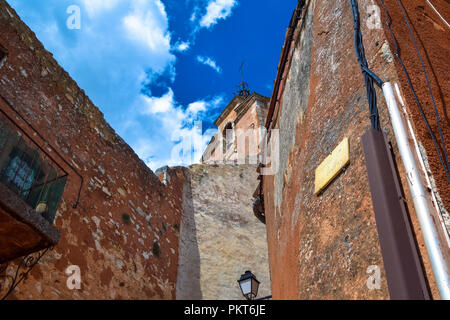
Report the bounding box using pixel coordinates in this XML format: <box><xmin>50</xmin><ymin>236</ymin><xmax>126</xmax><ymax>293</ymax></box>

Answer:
<box><xmin>0</xmin><ymin>118</ymin><xmax>67</xmax><ymax>224</ymax></box>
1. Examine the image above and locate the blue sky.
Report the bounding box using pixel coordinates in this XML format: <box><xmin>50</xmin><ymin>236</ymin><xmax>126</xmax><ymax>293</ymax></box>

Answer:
<box><xmin>8</xmin><ymin>0</ymin><xmax>297</xmax><ymax>170</ymax></box>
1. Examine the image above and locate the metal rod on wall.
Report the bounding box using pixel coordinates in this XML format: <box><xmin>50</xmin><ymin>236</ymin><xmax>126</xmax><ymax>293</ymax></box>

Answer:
<box><xmin>362</xmin><ymin>128</ymin><xmax>430</xmax><ymax>300</ymax></box>
<box><xmin>382</xmin><ymin>82</ymin><xmax>450</xmax><ymax>300</ymax></box>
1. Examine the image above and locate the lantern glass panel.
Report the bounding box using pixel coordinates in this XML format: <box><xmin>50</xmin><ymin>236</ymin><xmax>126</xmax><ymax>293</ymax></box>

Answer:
<box><xmin>251</xmin><ymin>278</ymin><xmax>260</xmax><ymax>298</ymax></box>
<box><xmin>240</xmin><ymin>278</ymin><xmax>252</xmax><ymax>296</ymax></box>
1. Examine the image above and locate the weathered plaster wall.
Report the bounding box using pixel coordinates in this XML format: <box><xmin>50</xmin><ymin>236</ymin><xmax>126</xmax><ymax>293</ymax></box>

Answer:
<box><xmin>176</xmin><ymin>164</ymin><xmax>271</xmax><ymax>300</ymax></box>
<box><xmin>273</xmin><ymin>0</ymin><xmax>315</xmax><ymax>210</ymax></box>
<box><xmin>264</xmin><ymin>0</ymin><xmax>444</xmax><ymax>300</ymax></box>
<box><xmin>0</xmin><ymin>0</ymin><xmax>185</xmax><ymax>300</ymax></box>
<box><xmin>234</xmin><ymin>99</ymin><xmax>269</xmax><ymax>163</ymax></box>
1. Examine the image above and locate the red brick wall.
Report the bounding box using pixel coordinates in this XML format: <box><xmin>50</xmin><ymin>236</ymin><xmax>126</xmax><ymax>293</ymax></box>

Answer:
<box><xmin>0</xmin><ymin>0</ymin><xmax>187</xmax><ymax>300</ymax></box>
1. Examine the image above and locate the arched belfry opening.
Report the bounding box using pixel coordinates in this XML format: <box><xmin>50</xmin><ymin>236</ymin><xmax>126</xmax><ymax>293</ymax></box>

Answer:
<box><xmin>222</xmin><ymin>122</ymin><xmax>234</xmax><ymax>156</ymax></box>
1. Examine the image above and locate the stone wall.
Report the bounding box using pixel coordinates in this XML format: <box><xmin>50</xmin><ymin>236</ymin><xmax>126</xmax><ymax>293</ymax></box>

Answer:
<box><xmin>0</xmin><ymin>0</ymin><xmax>185</xmax><ymax>300</ymax></box>
<box><xmin>176</xmin><ymin>164</ymin><xmax>271</xmax><ymax>300</ymax></box>
<box><xmin>263</xmin><ymin>0</ymin><xmax>446</xmax><ymax>300</ymax></box>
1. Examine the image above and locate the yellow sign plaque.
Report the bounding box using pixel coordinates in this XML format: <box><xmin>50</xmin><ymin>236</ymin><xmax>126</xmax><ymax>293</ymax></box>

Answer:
<box><xmin>314</xmin><ymin>138</ymin><xmax>350</xmax><ymax>195</ymax></box>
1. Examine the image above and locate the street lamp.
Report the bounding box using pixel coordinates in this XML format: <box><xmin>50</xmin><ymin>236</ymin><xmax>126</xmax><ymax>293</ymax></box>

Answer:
<box><xmin>237</xmin><ymin>270</ymin><xmax>260</xmax><ymax>300</ymax></box>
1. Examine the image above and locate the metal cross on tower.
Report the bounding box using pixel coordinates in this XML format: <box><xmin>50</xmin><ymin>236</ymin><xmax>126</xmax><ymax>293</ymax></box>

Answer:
<box><xmin>237</xmin><ymin>61</ymin><xmax>251</xmax><ymax>97</ymax></box>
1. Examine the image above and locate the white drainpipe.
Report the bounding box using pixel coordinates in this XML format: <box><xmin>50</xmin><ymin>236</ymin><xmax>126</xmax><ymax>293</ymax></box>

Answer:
<box><xmin>382</xmin><ymin>82</ymin><xmax>450</xmax><ymax>299</ymax></box>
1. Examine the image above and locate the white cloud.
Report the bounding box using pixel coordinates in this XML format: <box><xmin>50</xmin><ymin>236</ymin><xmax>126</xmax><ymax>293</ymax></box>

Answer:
<box><xmin>132</xmin><ymin>91</ymin><xmax>224</xmax><ymax>170</ymax></box>
<box><xmin>81</xmin><ymin>0</ymin><xmax>121</xmax><ymax>18</ymax></box>
<box><xmin>190</xmin><ymin>11</ymin><xmax>198</xmax><ymax>22</ymax></box>
<box><xmin>142</xmin><ymin>89</ymin><xmax>176</xmax><ymax>114</ymax></box>
<box><xmin>197</xmin><ymin>56</ymin><xmax>222</xmax><ymax>74</ymax></box>
<box><xmin>187</xmin><ymin>101</ymin><xmax>206</xmax><ymax>115</ymax></box>
<box><xmin>199</xmin><ymin>0</ymin><xmax>238</xmax><ymax>28</ymax></box>
<box><xmin>133</xmin><ymin>138</ymin><xmax>157</xmax><ymax>164</ymax></box>
<box><xmin>174</xmin><ymin>41</ymin><xmax>190</xmax><ymax>52</ymax></box>
<box><xmin>123</xmin><ymin>1</ymin><xmax>171</xmax><ymax>54</ymax></box>
<box><xmin>35</xmin><ymin>0</ymin><xmax>175</xmax><ymax>83</ymax></box>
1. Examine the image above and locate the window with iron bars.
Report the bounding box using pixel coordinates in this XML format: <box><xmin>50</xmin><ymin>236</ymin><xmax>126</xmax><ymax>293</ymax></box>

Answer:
<box><xmin>0</xmin><ymin>118</ymin><xmax>67</xmax><ymax>224</ymax></box>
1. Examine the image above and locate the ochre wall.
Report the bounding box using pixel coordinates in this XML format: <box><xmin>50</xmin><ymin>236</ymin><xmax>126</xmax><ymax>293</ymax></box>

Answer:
<box><xmin>379</xmin><ymin>0</ymin><xmax>450</xmax><ymax>223</ymax></box>
<box><xmin>263</xmin><ymin>0</ymin><xmax>446</xmax><ymax>300</ymax></box>
<box><xmin>0</xmin><ymin>0</ymin><xmax>186</xmax><ymax>300</ymax></box>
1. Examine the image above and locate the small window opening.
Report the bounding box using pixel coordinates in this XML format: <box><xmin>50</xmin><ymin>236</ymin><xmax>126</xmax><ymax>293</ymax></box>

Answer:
<box><xmin>222</xmin><ymin>122</ymin><xmax>234</xmax><ymax>155</ymax></box>
<box><xmin>0</xmin><ymin>44</ymin><xmax>7</xmax><ymax>68</ymax></box>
